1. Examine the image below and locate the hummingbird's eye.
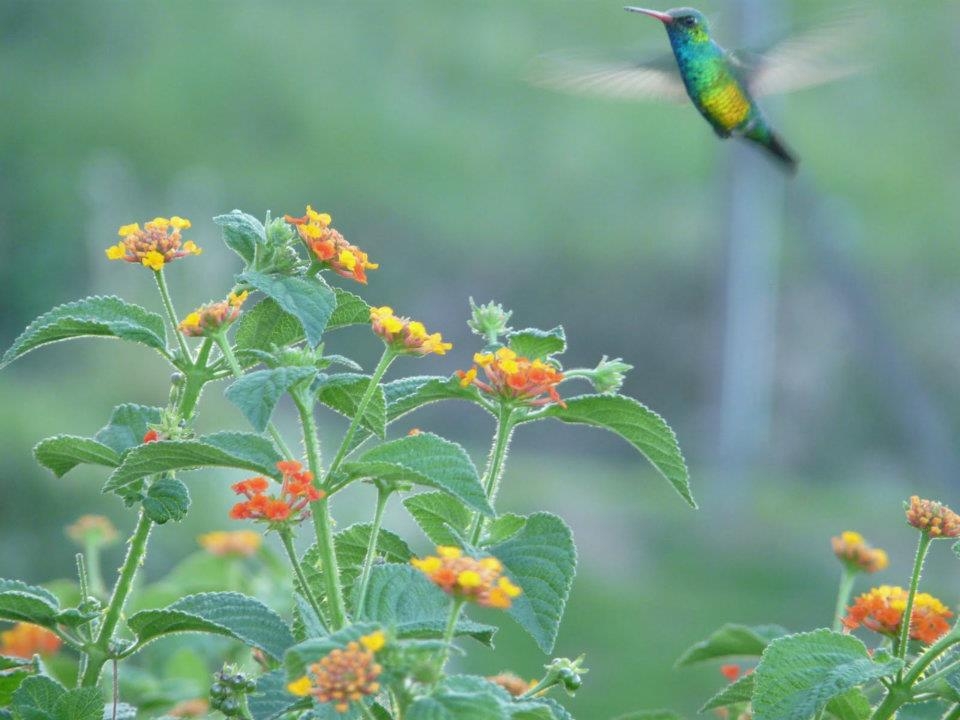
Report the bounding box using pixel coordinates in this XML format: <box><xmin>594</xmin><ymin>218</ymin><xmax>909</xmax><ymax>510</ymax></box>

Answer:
<box><xmin>681</xmin><ymin>16</ymin><xmax>698</xmax><ymax>27</ymax></box>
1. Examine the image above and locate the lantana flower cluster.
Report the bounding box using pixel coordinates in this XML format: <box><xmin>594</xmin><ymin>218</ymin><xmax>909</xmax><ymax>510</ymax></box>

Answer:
<box><xmin>285</xmin><ymin>206</ymin><xmax>378</xmax><ymax>284</ymax></box>
<box><xmin>843</xmin><ymin>585</ymin><xmax>953</xmax><ymax>645</ymax></box>
<box><xmin>0</xmin><ymin>622</ymin><xmax>61</xmax><ymax>658</ymax></box>
<box><xmin>831</xmin><ymin>531</ymin><xmax>889</xmax><ymax>574</ymax></box>
<box><xmin>905</xmin><ymin>496</ymin><xmax>960</xmax><ymax>538</ymax></box>
<box><xmin>287</xmin><ymin>631</ymin><xmax>386</xmax><ymax>713</ymax></box>
<box><xmin>370</xmin><ymin>307</ymin><xmax>452</xmax><ymax>356</ymax></box>
<box><xmin>411</xmin><ymin>546</ymin><xmax>522</xmax><ymax>609</ymax></box>
<box><xmin>179</xmin><ymin>291</ymin><xmax>248</xmax><ymax>337</ymax></box>
<box><xmin>229</xmin><ymin>460</ymin><xmax>323</xmax><ymax>525</ymax></box>
<box><xmin>105</xmin><ymin>216</ymin><xmax>200</xmax><ymax>271</ymax></box>
<box><xmin>198</xmin><ymin>530</ymin><xmax>262</xmax><ymax>557</ymax></box>
<box><xmin>458</xmin><ymin>347</ymin><xmax>566</xmax><ymax>408</ymax></box>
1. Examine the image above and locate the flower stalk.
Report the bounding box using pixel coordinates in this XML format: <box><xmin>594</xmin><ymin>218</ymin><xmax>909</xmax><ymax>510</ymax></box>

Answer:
<box><xmin>154</xmin><ymin>269</ymin><xmax>193</xmax><ymax>363</ymax></box>
<box><xmin>897</xmin><ymin>532</ymin><xmax>933</xmax><ymax>661</ymax></box>
<box><xmin>355</xmin><ymin>484</ymin><xmax>391</xmax><ymax>619</ymax></box>
<box><xmin>279</xmin><ymin>529</ymin><xmax>327</xmax><ymax>633</ymax></box>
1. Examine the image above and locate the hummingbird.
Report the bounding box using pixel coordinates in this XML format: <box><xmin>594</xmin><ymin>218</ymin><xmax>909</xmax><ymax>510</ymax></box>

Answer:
<box><xmin>532</xmin><ymin>6</ymin><xmax>864</xmax><ymax>172</ymax></box>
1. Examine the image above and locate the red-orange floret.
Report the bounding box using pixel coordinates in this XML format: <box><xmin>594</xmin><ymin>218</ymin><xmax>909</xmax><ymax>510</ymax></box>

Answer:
<box><xmin>143</xmin><ymin>429</ymin><xmax>160</xmax><ymax>443</ymax></box>
<box><xmin>229</xmin><ymin>462</ymin><xmax>324</xmax><ymax>526</ymax></box>
<box><xmin>457</xmin><ymin>347</ymin><xmax>565</xmax><ymax>408</ymax></box>
<box><xmin>843</xmin><ymin>585</ymin><xmax>953</xmax><ymax>645</ymax></box>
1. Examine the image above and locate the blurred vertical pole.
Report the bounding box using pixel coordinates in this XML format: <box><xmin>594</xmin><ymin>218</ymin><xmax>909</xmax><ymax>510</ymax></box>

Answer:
<box><xmin>715</xmin><ymin>0</ymin><xmax>786</xmax><ymax>487</ymax></box>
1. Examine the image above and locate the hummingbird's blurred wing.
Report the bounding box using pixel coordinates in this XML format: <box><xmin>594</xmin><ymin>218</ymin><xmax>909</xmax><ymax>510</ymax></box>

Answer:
<box><xmin>527</xmin><ymin>52</ymin><xmax>688</xmax><ymax>103</ymax></box>
<box><xmin>732</xmin><ymin>12</ymin><xmax>869</xmax><ymax>97</ymax></box>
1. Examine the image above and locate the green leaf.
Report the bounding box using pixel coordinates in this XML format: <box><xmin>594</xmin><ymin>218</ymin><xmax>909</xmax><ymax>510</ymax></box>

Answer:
<box><xmin>103</xmin><ymin>432</ymin><xmax>282</xmax><ymax>495</ymax></box>
<box><xmin>1</xmin><ymin>296</ymin><xmax>167</xmax><ymax>369</ymax></box>
<box><xmin>531</xmin><ymin>395</ymin><xmax>694</xmax><ymax>508</ymax></box>
<box><xmin>407</xmin><ymin>685</ymin><xmax>509</xmax><ymax>720</ymax></box>
<box><xmin>897</xmin><ymin>701</ymin><xmax>952</xmax><ymax>720</ymax></box>
<box><xmin>214</xmin><ymin>210</ymin><xmax>265</xmax><ymax>264</ymax></box>
<box><xmin>52</xmin><ymin>688</ymin><xmax>103</xmax><ymax>720</ymax></box>
<box><xmin>225</xmin><ymin>367</ymin><xmax>316</xmax><ymax>432</ymax></box>
<box><xmin>329</xmin><ymin>288</ymin><xmax>371</xmax><ymax>330</ymax></box>
<box><xmin>384</xmin><ymin>376</ymin><xmax>488</xmax><ymax>422</ymax></box>
<box><xmin>700</xmin><ymin>674</ymin><xmax>754</xmax><ymax>712</ymax></box>
<box><xmin>751</xmin><ymin>629</ymin><xmax>902</xmax><ymax>720</ymax></box>
<box><xmin>512</xmin><ymin>698</ymin><xmax>572</xmax><ymax>720</ymax></box>
<box><xmin>483</xmin><ymin>514</ymin><xmax>526</xmax><ymax>545</ymax></box>
<box><xmin>235</xmin><ymin>298</ymin><xmax>305</xmax><ymax>354</ymax></box>
<box><xmin>489</xmin><ymin>513</ymin><xmax>576</xmax><ymax>654</ymax></box>
<box><xmin>675</xmin><ymin>623</ymin><xmax>789</xmax><ymax>667</ymax></box>
<box><xmin>284</xmin><ymin>623</ymin><xmax>381</xmax><ymax>678</ymax></box>
<box><xmin>403</xmin><ymin>492</ymin><xmax>472</xmax><ymax>547</ymax></box>
<box><xmin>127</xmin><ymin>592</ymin><xmax>294</xmax><ymax>660</ymax></box>
<box><xmin>344</xmin><ymin>433</ymin><xmax>492</xmax><ymax>515</ymax></box>
<box><xmin>356</xmin><ymin>564</ymin><xmax>497</xmax><ymax>646</ymax></box>
<box><xmin>10</xmin><ymin>675</ymin><xmax>65</xmax><ymax>720</ymax></box>
<box><xmin>507</xmin><ymin>327</ymin><xmax>566</xmax><ymax>360</ymax></box>
<box><xmin>141</xmin><ymin>477</ymin><xmax>191</xmax><ymax>524</ymax></box>
<box><xmin>612</xmin><ymin>712</ymin><xmax>686</xmax><ymax>720</ymax></box>
<box><xmin>825</xmin><ymin>689</ymin><xmax>872</xmax><ymax>720</ymax></box>
<box><xmin>0</xmin><ymin>579</ymin><xmax>59</xmax><ymax>626</ymax></box>
<box><xmin>93</xmin><ymin>404</ymin><xmax>164</xmax><ymax>456</ymax></box>
<box><xmin>0</xmin><ymin>669</ymin><xmax>31</xmax><ymax>707</ymax></box>
<box><xmin>315</xmin><ymin>374</ymin><xmax>386</xmax><ymax>438</ymax></box>
<box><xmin>247</xmin><ymin>669</ymin><xmax>310</xmax><ymax>720</ymax></box>
<box><xmin>32</xmin><ymin>436</ymin><xmax>120</xmax><ymax>478</ymax></box>
<box><xmin>240</xmin><ymin>271</ymin><xmax>336</xmax><ymax>347</ymax></box>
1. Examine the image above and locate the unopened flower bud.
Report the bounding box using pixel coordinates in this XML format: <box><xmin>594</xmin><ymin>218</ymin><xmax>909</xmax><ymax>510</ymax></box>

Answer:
<box><xmin>468</xmin><ymin>298</ymin><xmax>513</xmax><ymax>344</ymax></box>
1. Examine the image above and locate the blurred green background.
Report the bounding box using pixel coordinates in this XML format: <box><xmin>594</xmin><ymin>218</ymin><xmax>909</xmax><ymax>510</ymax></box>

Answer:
<box><xmin>2</xmin><ymin>0</ymin><xmax>960</xmax><ymax>717</ymax></box>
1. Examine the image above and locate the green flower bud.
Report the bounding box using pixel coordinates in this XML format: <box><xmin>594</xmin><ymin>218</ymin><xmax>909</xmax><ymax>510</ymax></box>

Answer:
<box><xmin>468</xmin><ymin>298</ymin><xmax>513</xmax><ymax>344</ymax></box>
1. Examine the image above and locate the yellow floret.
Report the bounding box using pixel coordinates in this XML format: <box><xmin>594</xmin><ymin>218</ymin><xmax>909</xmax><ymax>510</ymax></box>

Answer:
<box><xmin>141</xmin><ymin>251</ymin><xmax>166</xmax><ymax>271</ymax></box>
<box><xmin>287</xmin><ymin>675</ymin><xmax>313</xmax><ymax>696</ymax></box>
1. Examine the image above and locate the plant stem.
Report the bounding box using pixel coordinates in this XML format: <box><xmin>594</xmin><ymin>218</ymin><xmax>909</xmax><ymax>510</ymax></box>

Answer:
<box><xmin>153</xmin><ymin>269</ymin><xmax>192</xmax><ymax>363</ymax></box>
<box><xmin>325</xmin><ymin>348</ymin><xmax>395</xmax><ymax>481</ymax></box>
<box><xmin>279</xmin><ymin>529</ymin><xmax>327</xmax><ymax>633</ymax></box>
<box><xmin>355</xmin><ymin>486</ymin><xmax>390</xmax><ymax>619</ymax></box>
<box><xmin>437</xmin><ymin>598</ymin><xmax>466</xmax><ymax>675</ymax></box>
<box><xmin>81</xmin><ymin>509</ymin><xmax>153</xmax><ymax>686</ymax></box>
<box><xmin>897</xmin><ymin>533</ymin><xmax>933</xmax><ymax>662</ymax></box>
<box><xmin>179</xmin><ymin>337</ymin><xmax>213</xmax><ymax>420</ymax></box>
<box><xmin>214</xmin><ymin>335</ymin><xmax>296</xmax><ymax>459</ymax></box>
<box><xmin>903</xmin><ymin>628</ymin><xmax>960</xmax><ymax>686</ymax></box>
<box><xmin>870</xmin><ymin>685</ymin><xmax>911</xmax><ymax>720</ymax></box>
<box><xmin>832</xmin><ymin>567</ymin><xmax>856</xmax><ymax>632</ymax></box>
<box><xmin>945</xmin><ymin>705</ymin><xmax>960</xmax><ymax>720</ymax></box>
<box><xmin>294</xmin><ymin>391</ymin><xmax>347</xmax><ymax>630</ymax></box>
<box><xmin>468</xmin><ymin>407</ymin><xmax>515</xmax><ymax>545</ymax></box>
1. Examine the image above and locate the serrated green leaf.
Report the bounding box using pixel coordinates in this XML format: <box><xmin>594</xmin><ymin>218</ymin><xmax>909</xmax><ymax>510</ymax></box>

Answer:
<box><xmin>284</xmin><ymin>624</ymin><xmax>381</xmax><ymax>678</ymax></box>
<box><xmin>483</xmin><ymin>514</ymin><xmax>526</xmax><ymax>545</ymax></box>
<box><xmin>407</xmin><ymin>687</ymin><xmax>508</xmax><ymax>720</ymax></box>
<box><xmin>240</xmin><ymin>271</ymin><xmax>335</xmax><ymax>347</ymax></box>
<box><xmin>329</xmin><ymin>288</ymin><xmax>371</xmax><ymax>330</ymax></box>
<box><xmin>676</xmin><ymin>624</ymin><xmax>789</xmax><ymax>667</ymax></box>
<box><xmin>403</xmin><ymin>492</ymin><xmax>472</xmax><ymax>547</ymax></box>
<box><xmin>141</xmin><ymin>477</ymin><xmax>191</xmax><ymax>524</ymax></box>
<box><xmin>235</xmin><ymin>298</ymin><xmax>305</xmax><ymax>354</ymax></box>
<box><xmin>0</xmin><ymin>669</ymin><xmax>31</xmax><ymax>707</ymax></box>
<box><xmin>225</xmin><ymin>367</ymin><xmax>316</xmax><ymax>432</ymax></box>
<box><xmin>512</xmin><ymin>697</ymin><xmax>572</xmax><ymax>720</ymax></box>
<box><xmin>53</xmin><ymin>688</ymin><xmax>103</xmax><ymax>720</ymax></box>
<box><xmin>0</xmin><ymin>579</ymin><xmax>59</xmax><ymax>626</ymax></box>
<box><xmin>700</xmin><ymin>674</ymin><xmax>754</xmax><ymax>712</ymax></box>
<box><xmin>356</xmin><ymin>565</ymin><xmax>497</xmax><ymax>647</ymax></box>
<box><xmin>127</xmin><ymin>592</ymin><xmax>294</xmax><ymax>660</ymax></box>
<box><xmin>531</xmin><ymin>395</ymin><xmax>694</xmax><ymax>508</ymax></box>
<box><xmin>489</xmin><ymin>513</ymin><xmax>576</xmax><ymax>654</ymax></box>
<box><xmin>384</xmin><ymin>376</ymin><xmax>489</xmax><ymax>422</ymax></box>
<box><xmin>247</xmin><ymin>669</ymin><xmax>311</xmax><ymax>720</ymax></box>
<box><xmin>507</xmin><ymin>327</ymin><xmax>566</xmax><ymax>361</ymax></box>
<box><xmin>752</xmin><ymin>629</ymin><xmax>902</xmax><ymax>720</ymax></box>
<box><xmin>100</xmin><ymin>703</ymin><xmax>137</xmax><ymax>720</ymax></box>
<box><xmin>32</xmin><ymin>436</ymin><xmax>119</xmax><ymax>478</ymax></box>
<box><xmin>214</xmin><ymin>210</ymin><xmax>265</xmax><ymax>264</ymax></box>
<box><xmin>825</xmin><ymin>689</ymin><xmax>872</xmax><ymax>720</ymax></box>
<box><xmin>103</xmin><ymin>432</ymin><xmax>282</xmax><ymax>494</ymax></box>
<box><xmin>93</xmin><ymin>404</ymin><xmax>164</xmax><ymax>456</ymax></box>
<box><xmin>344</xmin><ymin>433</ymin><xmax>491</xmax><ymax>515</ymax></box>
<box><xmin>2</xmin><ymin>296</ymin><xmax>168</xmax><ymax>369</ymax></box>
<box><xmin>315</xmin><ymin>374</ymin><xmax>386</xmax><ymax>438</ymax></box>
<box><xmin>897</xmin><ymin>701</ymin><xmax>952</xmax><ymax>720</ymax></box>
<box><xmin>10</xmin><ymin>675</ymin><xmax>65</xmax><ymax>720</ymax></box>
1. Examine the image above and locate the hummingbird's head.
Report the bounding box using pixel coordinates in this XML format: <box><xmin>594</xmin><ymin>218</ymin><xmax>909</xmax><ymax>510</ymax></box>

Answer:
<box><xmin>625</xmin><ymin>7</ymin><xmax>711</xmax><ymax>44</ymax></box>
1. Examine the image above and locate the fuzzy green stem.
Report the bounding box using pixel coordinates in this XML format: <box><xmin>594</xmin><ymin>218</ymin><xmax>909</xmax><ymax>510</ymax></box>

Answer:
<box><xmin>355</xmin><ymin>487</ymin><xmax>390</xmax><ymax>619</ymax></box>
<box><xmin>468</xmin><ymin>407</ymin><xmax>516</xmax><ymax>545</ymax></box>
<box><xmin>437</xmin><ymin>598</ymin><xmax>466</xmax><ymax>675</ymax></box>
<box><xmin>870</xmin><ymin>685</ymin><xmax>911</xmax><ymax>720</ymax></box>
<box><xmin>279</xmin><ymin>529</ymin><xmax>327</xmax><ymax>633</ymax></box>
<box><xmin>897</xmin><ymin>533</ymin><xmax>933</xmax><ymax>662</ymax></box>
<box><xmin>81</xmin><ymin>509</ymin><xmax>153</xmax><ymax>686</ymax></box>
<box><xmin>832</xmin><ymin>566</ymin><xmax>856</xmax><ymax>632</ymax></box>
<box><xmin>903</xmin><ymin>627</ymin><xmax>960</xmax><ymax>686</ymax></box>
<box><xmin>294</xmin><ymin>392</ymin><xmax>347</xmax><ymax>630</ymax></box>
<box><xmin>325</xmin><ymin>348</ymin><xmax>395</xmax><ymax>480</ymax></box>
<box><xmin>179</xmin><ymin>337</ymin><xmax>213</xmax><ymax>420</ymax></box>
<box><xmin>83</xmin><ymin>541</ymin><xmax>107</xmax><ymax>600</ymax></box>
<box><xmin>153</xmin><ymin>269</ymin><xmax>192</xmax><ymax>363</ymax></box>
<box><xmin>214</xmin><ymin>335</ymin><xmax>296</xmax><ymax>459</ymax></box>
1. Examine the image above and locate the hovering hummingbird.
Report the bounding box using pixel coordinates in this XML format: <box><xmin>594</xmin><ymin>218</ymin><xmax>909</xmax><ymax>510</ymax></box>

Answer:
<box><xmin>532</xmin><ymin>6</ymin><xmax>864</xmax><ymax>172</ymax></box>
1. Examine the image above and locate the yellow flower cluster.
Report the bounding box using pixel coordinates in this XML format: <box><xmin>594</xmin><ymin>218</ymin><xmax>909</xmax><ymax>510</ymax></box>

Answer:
<box><xmin>198</xmin><ymin>530</ymin><xmax>262</xmax><ymax>557</ymax></box>
<box><xmin>411</xmin><ymin>546</ymin><xmax>522</xmax><ymax>609</ymax></box>
<box><xmin>178</xmin><ymin>291</ymin><xmax>248</xmax><ymax>337</ymax></box>
<box><xmin>287</xmin><ymin>631</ymin><xmax>386</xmax><ymax>713</ymax></box>
<box><xmin>105</xmin><ymin>216</ymin><xmax>200</xmax><ymax>271</ymax></box>
<box><xmin>457</xmin><ymin>347</ymin><xmax>565</xmax><ymax>408</ymax></box>
<box><xmin>370</xmin><ymin>306</ymin><xmax>452</xmax><ymax>356</ymax></box>
<box><xmin>831</xmin><ymin>531</ymin><xmax>888</xmax><ymax>574</ymax></box>
<box><xmin>285</xmin><ymin>206</ymin><xmax>378</xmax><ymax>284</ymax></box>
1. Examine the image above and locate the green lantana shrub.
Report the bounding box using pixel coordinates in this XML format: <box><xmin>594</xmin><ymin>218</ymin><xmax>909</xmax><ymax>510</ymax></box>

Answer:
<box><xmin>0</xmin><ymin>208</ymin><xmax>693</xmax><ymax>719</ymax></box>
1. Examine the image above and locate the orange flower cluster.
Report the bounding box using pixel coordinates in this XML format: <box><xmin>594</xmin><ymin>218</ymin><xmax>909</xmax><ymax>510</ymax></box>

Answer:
<box><xmin>179</xmin><ymin>291</ymin><xmax>248</xmax><ymax>338</ymax></box>
<box><xmin>0</xmin><ymin>622</ymin><xmax>61</xmax><ymax>658</ymax></box>
<box><xmin>287</xmin><ymin>631</ymin><xmax>386</xmax><ymax>713</ymax></box>
<box><xmin>143</xmin><ymin>429</ymin><xmax>161</xmax><ymax>443</ymax></box>
<box><xmin>105</xmin><ymin>216</ymin><xmax>201</xmax><ymax>271</ymax></box>
<box><xmin>229</xmin><ymin>460</ymin><xmax>324</xmax><ymax>525</ymax></box>
<box><xmin>411</xmin><ymin>546</ymin><xmax>522</xmax><ymax>610</ymax></box>
<box><xmin>906</xmin><ymin>496</ymin><xmax>960</xmax><ymax>538</ymax></box>
<box><xmin>198</xmin><ymin>530</ymin><xmax>263</xmax><ymax>557</ymax></box>
<box><xmin>487</xmin><ymin>673</ymin><xmax>537</xmax><ymax>697</ymax></box>
<box><xmin>370</xmin><ymin>307</ymin><xmax>452</xmax><ymax>356</ymax></box>
<box><xmin>843</xmin><ymin>585</ymin><xmax>953</xmax><ymax>645</ymax></box>
<box><xmin>66</xmin><ymin>514</ymin><xmax>118</xmax><ymax>547</ymax></box>
<box><xmin>831</xmin><ymin>531</ymin><xmax>889</xmax><ymax>574</ymax></box>
<box><xmin>285</xmin><ymin>206</ymin><xmax>378</xmax><ymax>284</ymax></box>
<box><xmin>457</xmin><ymin>347</ymin><xmax>566</xmax><ymax>408</ymax></box>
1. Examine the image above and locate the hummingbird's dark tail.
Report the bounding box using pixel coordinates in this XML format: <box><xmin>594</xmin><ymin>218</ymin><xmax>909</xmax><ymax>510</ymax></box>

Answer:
<box><xmin>744</xmin><ymin>125</ymin><xmax>799</xmax><ymax>174</ymax></box>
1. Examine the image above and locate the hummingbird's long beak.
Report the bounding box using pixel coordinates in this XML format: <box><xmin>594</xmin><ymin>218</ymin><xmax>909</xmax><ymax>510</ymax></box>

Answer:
<box><xmin>624</xmin><ymin>7</ymin><xmax>673</xmax><ymax>23</ymax></box>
